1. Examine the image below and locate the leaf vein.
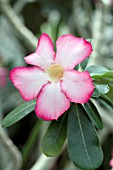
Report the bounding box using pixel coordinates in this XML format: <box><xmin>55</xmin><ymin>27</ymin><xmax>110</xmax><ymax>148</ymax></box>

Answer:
<box><xmin>76</xmin><ymin>105</ymin><xmax>92</xmax><ymax>168</ymax></box>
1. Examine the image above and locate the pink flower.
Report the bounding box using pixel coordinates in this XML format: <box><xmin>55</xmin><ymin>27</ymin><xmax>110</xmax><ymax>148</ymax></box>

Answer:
<box><xmin>10</xmin><ymin>33</ymin><xmax>94</xmax><ymax>120</ymax></box>
<box><xmin>110</xmin><ymin>151</ymin><xmax>113</xmax><ymax>167</ymax></box>
<box><xmin>0</xmin><ymin>67</ymin><xmax>8</xmax><ymax>87</ymax></box>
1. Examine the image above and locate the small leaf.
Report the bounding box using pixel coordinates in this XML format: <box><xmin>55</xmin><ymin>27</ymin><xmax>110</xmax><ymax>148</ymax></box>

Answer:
<box><xmin>41</xmin><ymin>113</ymin><xmax>67</xmax><ymax>157</ymax></box>
<box><xmin>83</xmin><ymin>101</ymin><xmax>103</xmax><ymax>129</ymax></box>
<box><xmin>95</xmin><ymin>84</ymin><xmax>110</xmax><ymax>94</ymax></box>
<box><xmin>97</xmin><ymin>97</ymin><xmax>113</xmax><ymax>113</ymax></box>
<box><xmin>67</xmin><ymin>104</ymin><xmax>103</xmax><ymax>170</ymax></box>
<box><xmin>2</xmin><ymin>100</ymin><xmax>36</xmax><ymax>127</ymax></box>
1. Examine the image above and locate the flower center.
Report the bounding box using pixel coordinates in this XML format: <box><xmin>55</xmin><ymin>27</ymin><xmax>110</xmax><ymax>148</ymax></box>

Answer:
<box><xmin>47</xmin><ymin>63</ymin><xmax>64</xmax><ymax>82</ymax></box>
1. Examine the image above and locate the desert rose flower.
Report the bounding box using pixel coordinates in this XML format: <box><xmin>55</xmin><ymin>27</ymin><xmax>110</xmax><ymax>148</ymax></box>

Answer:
<box><xmin>10</xmin><ymin>33</ymin><xmax>94</xmax><ymax>120</ymax></box>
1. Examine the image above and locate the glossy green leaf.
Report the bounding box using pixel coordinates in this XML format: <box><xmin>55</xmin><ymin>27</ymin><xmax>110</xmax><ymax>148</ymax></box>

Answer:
<box><xmin>103</xmin><ymin>84</ymin><xmax>113</xmax><ymax>104</ymax></box>
<box><xmin>67</xmin><ymin>104</ymin><xmax>103</xmax><ymax>170</ymax></box>
<box><xmin>91</xmin><ymin>70</ymin><xmax>113</xmax><ymax>79</ymax></box>
<box><xmin>83</xmin><ymin>101</ymin><xmax>103</xmax><ymax>129</ymax></box>
<box><xmin>97</xmin><ymin>97</ymin><xmax>113</xmax><ymax>113</ymax></box>
<box><xmin>41</xmin><ymin>113</ymin><xmax>67</xmax><ymax>157</ymax></box>
<box><xmin>87</xmin><ymin>65</ymin><xmax>108</xmax><ymax>74</ymax></box>
<box><xmin>2</xmin><ymin>100</ymin><xmax>36</xmax><ymax>127</ymax></box>
<box><xmin>92</xmin><ymin>88</ymin><xmax>100</xmax><ymax>98</ymax></box>
<box><xmin>95</xmin><ymin>84</ymin><xmax>110</xmax><ymax>94</ymax></box>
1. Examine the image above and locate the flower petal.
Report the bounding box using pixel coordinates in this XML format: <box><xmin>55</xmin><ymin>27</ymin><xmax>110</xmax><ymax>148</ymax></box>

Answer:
<box><xmin>110</xmin><ymin>159</ymin><xmax>113</xmax><ymax>167</ymax></box>
<box><xmin>10</xmin><ymin>67</ymin><xmax>48</xmax><ymax>101</ymax></box>
<box><xmin>35</xmin><ymin>82</ymin><xmax>70</xmax><ymax>120</ymax></box>
<box><xmin>25</xmin><ymin>33</ymin><xmax>55</xmax><ymax>69</ymax></box>
<box><xmin>24</xmin><ymin>53</ymin><xmax>41</xmax><ymax>67</ymax></box>
<box><xmin>55</xmin><ymin>34</ymin><xmax>92</xmax><ymax>69</ymax></box>
<box><xmin>61</xmin><ymin>70</ymin><xmax>94</xmax><ymax>103</ymax></box>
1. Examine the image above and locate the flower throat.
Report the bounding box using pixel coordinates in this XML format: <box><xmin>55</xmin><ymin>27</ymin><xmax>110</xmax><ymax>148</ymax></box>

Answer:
<box><xmin>47</xmin><ymin>63</ymin><xmax>64</xmax><ymax>82</ymax></box>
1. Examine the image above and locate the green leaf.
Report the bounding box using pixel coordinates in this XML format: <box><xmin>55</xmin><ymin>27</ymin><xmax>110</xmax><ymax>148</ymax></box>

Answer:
<box><xmin>67</xmin><ymin>104</ymin><xmax>103</xmax><ymax>170</ymax></box>
<box><xmin>103</xmin><ymin>84</ymin><xmax>113</xmax><ymax>104</ymax></box>
<box><xmin>97</xmin><ymin>97</ymin><xmax>113</xmax><ymax>113</ymax></box>
<box><xmin>75</xmin><ymin>58</ymin><xmax>88</xmax><ymax>70</ymax></box>
<box><xmin>81</xmin><ymin>58</ymin><xmax>89</xmax><ymax>70</ymax></box>
<box><xmin>86</xmin><ymin>38</ymin><xmax>92</xmax><ymax>42</ymax></box>
<box><xmin>83</xmin><ymin>101</ymin><xmax>103</xmax><ymax>129</ymax></box>
<box><xmin>87</xmin><ymin>65</ymin><xmax>108</xmax><ymax>74</ymax></box>
<box><xmin>95</xmin><ymin>84</ymin><xmax>110</xmax><ymax>94</ymax></box>
<box><xmin>2</xmin><ymin>100</ymin><xmax>36</xmax><ymax>127</ymax></box>
<box><xmin>91</xmin><ymin>70</ymin><xmax>113</xmax><ymax>79</ymax></box>
<box><xmin>92</xmin><ymin>88</ymin><xmax>100</xmax><ymax>98</ymax></box>
<box><xmin>41</xmin><ymin>113</ymin><xmax>67</xmax><ymax>157</ymax></box>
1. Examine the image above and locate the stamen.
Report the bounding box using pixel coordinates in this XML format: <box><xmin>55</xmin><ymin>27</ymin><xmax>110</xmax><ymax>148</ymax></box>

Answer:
<box><xmin>47</xmin><ymin>63</ymin><xmax>64</xmax><ymax>82</ymax></box>
<box><xmin>78</xmin><ymin>67</ymin><xmax>83</xmax><ymax>72</ymax></box>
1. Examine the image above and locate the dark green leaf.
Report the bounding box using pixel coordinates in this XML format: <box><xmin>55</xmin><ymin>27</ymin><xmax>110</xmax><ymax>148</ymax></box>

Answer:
<box><xmin>67</xmin><ymin>104</ymin><xmax>103</xmax><ymax>170</ymax></box>
<box><xmin>2</xmin><ymin>100</ymin><xmax>36</xmax><ymax>127</ymax></box>
<box><xmin>75</xmin><ymin>58</ymin><xmax>89</xmax><ymax>70</ymax></box>
<box><xmin>75</xmin><ymin>64</ymin><xmax>79</xmax><ymax>70</ymax></box>
<box><xmin>92</xmin><ymin>88</ymin><xmax>100</xmax><ymax>98</ymax></box>
<box><xmin>41</xmin><ymin>113</ymin><xmax>67</xmax><ymax>157</ymax></box>
<box><xmin>97</xmin><ymin>97</ymin><xmax>113</xmax><ymax>113</ymax></box>
<box><xmin>80</xmin><ymin>58</ymin><xmax>89</xmax><ymax>70</ymax></box>
<box><xmin>83</xmin><ymin>101</ymin><xmax>103</xmax><ymax>129</ymax></box>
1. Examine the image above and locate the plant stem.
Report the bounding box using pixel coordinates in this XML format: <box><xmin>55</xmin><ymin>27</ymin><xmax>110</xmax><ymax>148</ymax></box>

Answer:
<box><xmin>1</xmin><ymin>0</ymin><xmax>37</xmax><ymax>51</ymax></box>
<box><xmin>21</xmin><ymin>120</ymin><xmax>42</xmax><ymax>169</ymax></box>
<box><xmin>31</xmin><ymin>153</ymin><xmax>57</xmax><ymax>170</ymax></box>
<box><xmin>0</xmin><ymin>97</ymin><xmax>22</xmax><ymax>170</ymax></box>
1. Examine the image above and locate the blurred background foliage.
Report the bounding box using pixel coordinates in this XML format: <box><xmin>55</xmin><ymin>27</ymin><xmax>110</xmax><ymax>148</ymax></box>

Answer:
<box><xmin>0</xmin><ymin>0</ymin><xmax>113</xmax><ymax>170</ymax></box>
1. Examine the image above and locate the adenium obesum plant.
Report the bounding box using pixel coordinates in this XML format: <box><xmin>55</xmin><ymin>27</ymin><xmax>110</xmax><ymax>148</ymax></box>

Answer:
<box><xmin>10</xmin><ymin>33</ymin><xmax>94</xmax><ymax>120</ymax></box>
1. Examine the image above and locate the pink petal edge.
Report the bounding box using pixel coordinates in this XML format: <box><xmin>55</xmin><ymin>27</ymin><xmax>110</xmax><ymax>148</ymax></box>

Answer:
<box><xmin>10</xmin><ymin>66</ymin><xmax>48</xmax><ymax>101</ymax></box>
<box><xmin>61</xmin><ymin>70</ymin><xmax>94</xmax><ymax>104</ymax></box>
<box><xmin>35</xmin><ymin>82</ymin><xmax>70</xmax><ymax>120</ymax></box>
<box><xmin>109</xmin><ymin>159</ymin><xmax>113</xmax><ymax>167</ymax></box>
<box><xmin>36</xmin><ymin>33</ymin><xmax>55</xmax><ymax>53</ymax></box>
<box><xmin>55</xmin><ymin>34</ymin><xmax>92</xmax><ymax>70</ymax></box>
<box><xmin>25</xmin><ymin>33</ymin><xmax>55</xmax><ymax>69</ymax></box>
